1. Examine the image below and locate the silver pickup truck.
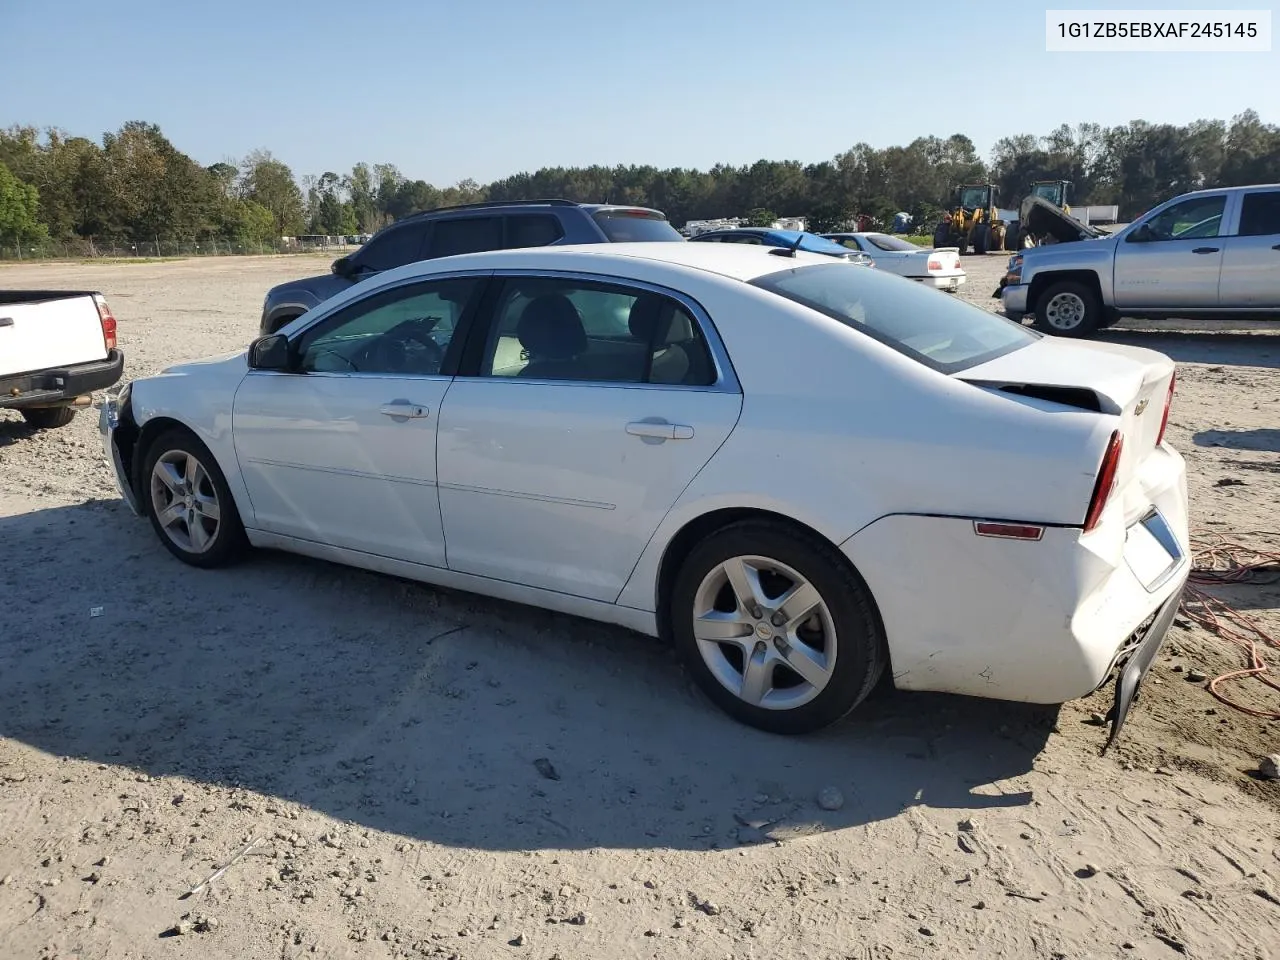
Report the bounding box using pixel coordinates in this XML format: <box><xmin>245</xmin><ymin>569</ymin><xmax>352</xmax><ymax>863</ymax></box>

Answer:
<box><xmin>1000</xmin><ymin>183</ymin><xmax>1280</xmax><ymax>337</ymax></box>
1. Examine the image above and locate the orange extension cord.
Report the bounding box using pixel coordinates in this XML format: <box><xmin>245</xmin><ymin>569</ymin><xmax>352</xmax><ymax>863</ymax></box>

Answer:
<box><xmin>1180</xmin><ymin>531</ymin><xmax>1280</xmax><ymax>719</ymax></box>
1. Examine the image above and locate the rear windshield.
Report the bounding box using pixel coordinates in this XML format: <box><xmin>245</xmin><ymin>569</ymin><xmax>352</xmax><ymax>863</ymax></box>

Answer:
<box><xmin>750</xmin><ymin>263</ymin><xmax>1037</xmax><ymax>374</ymax></box>
<box><xmin>864</xmin><ymin>234</ymin><xmax>922</xmax><ymax>252</ymax></box>
<box><xmin>593</xmin><ymin>210</ymin><xmax>684</xmax><ymax>242</ymax></box>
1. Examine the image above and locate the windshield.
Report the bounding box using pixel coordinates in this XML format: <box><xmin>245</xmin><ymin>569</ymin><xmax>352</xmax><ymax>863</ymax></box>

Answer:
<box><xmin>864</xmin><ymin>234</ymin><xmax>921</xmax><ymax>252</ymax></box>
<box><xmin>781</xmin><ymin>232</ymin><xmax>857</xmax><ymax>258</ymax></box>
<box><xmin>593</xmin><ymin>210</ymin><xmax>683</xmax><ymax>242</ymax></box>
<box><xmin>1032</xmin><ymin>183</ymin><xmax>1065</xmax><ymax>203</ymax></box>
<box><xmin>959</xmin><ymin>187</ymin><xmax>990</xmax><ymax>209</ymax></box>
<box><xmin>750</xmin><ymin>263</ymin><xmax>1038</xmax><ymax>374</ymax></box>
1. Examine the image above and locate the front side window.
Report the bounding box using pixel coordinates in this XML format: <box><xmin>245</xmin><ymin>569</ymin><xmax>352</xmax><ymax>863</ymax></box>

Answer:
<box><xmin>430</xmin><ymin>216</ymin><xmax>503</xmax><ymax>258</ymax></box>
<box><xmin>297</xmin><ymin>277</ymin><xmax>480</xmax><ymax>376</ymax></box>
<box><xmin>1238</xmin><ymin>191</ymin><xmax>1280</xmax><ymax>237</ymax></box>
<box><xmin>353</xmin><ymin>225</ymin><xmax>427</xmax><ymax>272</ymax></box>
<box><xmin>751</xmin><ymin>263</ymin><xmax>1037</xmax><ymax>374</ymax></box>
<box><xmin>479</xmin><ymin>277</ymin><xmax>716</xmax><ymax>386</ymax></box>
<box><xmin>1142</xmin><ymin>195</ymin><xmax>1226</xmax><ymax>241</ymax></box>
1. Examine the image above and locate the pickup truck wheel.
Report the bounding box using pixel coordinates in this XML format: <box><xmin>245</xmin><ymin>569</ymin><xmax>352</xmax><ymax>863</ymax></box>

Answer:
<box><xmin>143</xmin><ymin>429</ymin><xmax>247</xmax><ymax>568</ymax></box>
<box><xmin>20</xmin><ymin>406</ymin><xmax>77</xmax><ymax>429</ymax></box>
<box><xmin>1034</xmin><ymin>281</ymin><xmax>1101</xmax><ymax>337</ymax></box>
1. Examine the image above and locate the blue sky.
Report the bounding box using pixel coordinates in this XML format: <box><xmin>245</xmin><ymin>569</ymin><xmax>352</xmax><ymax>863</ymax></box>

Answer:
<box><xmin>5</xmin><ymin>0</ymin><xmax>1276</xmax><ymax>185</ymax></box>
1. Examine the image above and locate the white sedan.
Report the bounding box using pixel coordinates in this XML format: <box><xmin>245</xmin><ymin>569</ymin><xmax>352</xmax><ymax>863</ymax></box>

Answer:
<box><xmin>822</xmin><ymin>232</ymin><xmax>966</xmax><ymax>291</ymax></box>
<box><xmin>100</xmin><ymin>242</ymin><xmax>1188</xmax><ymax>743</ymax></box>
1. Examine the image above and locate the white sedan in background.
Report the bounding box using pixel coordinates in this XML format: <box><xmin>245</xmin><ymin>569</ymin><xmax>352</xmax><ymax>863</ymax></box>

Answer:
<box><xmin>823</xmin><ymin>232</ymin><xmax>967</xmax><ymax>291</ymax></box>
<box><xmin>101</xmin><ymin>242</ymin><xmax>1187</xmax><ymax>745</ymax></box>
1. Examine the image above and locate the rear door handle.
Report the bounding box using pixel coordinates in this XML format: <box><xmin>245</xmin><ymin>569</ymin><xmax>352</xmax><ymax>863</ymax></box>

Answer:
<box><xmin>1272</xmin><ymin>243</ymin><xmax>1280</xmax><ymax>250</ymax></box>
<box><xmin>0</xmin><ymin>317</ymin><xmax>13</xmax><ymax>328</ymax></box>
<box><xmin>379</xmin><ymin>401</ymin><xmax>429</xmax><ymax>419</ymax></box>
<box><xmin>1191</xmin><ymin>247</ymin><xmax>1219</xmax><ymax>254</ymax></box>
<box><xmin>626</xmin><ymin>420</ymin><xmax>694</xmax><ymax>441</ymax></box>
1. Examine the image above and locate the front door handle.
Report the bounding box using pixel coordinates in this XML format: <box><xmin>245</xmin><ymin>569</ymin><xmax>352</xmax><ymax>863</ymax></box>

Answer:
<box><xmin>0</xmin><ymin>317</ymin><xmax>13</xmax><ymax>328</ymax></box>
<box><xmin>379</xmin><ymin>401</ymin><xmax>429</xmax><ymax>419</ymax></box>
<box><xmin>1191</xmin><ymin>247</ymin><xmax>1219</xmax><ymax>254</ymax></box>
<box><xmin>1271</xmin><ymin>243</ymin><xmax>1280</xmax><ymax>250</ymax></box>
<box><xmin>626</xmin><ymin>419</ymin><xmax>695</xmax><ymax>441</ymax></box>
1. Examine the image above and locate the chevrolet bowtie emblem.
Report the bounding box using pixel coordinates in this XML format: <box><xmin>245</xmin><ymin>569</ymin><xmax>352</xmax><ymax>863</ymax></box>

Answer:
<box><xmin>1134</xmin><ymin>398</ymin><xmax>1149</xmax><ymax>415</ymax></box>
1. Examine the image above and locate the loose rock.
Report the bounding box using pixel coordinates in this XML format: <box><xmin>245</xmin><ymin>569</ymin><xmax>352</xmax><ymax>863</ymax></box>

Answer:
<box><xmin>1258</xmin><ymin>755</ymin><xmax>1280</xmax><ymax>780</ymax></box>
<box><xmin>1186</xmin><ymin>669</ymin><xmax>1207</xmax><ymax>683</ymax></box>
<box><xmin>817</xmin><ymin>786</ymin><xmax>844</xmax><ymax>811</ymax></box>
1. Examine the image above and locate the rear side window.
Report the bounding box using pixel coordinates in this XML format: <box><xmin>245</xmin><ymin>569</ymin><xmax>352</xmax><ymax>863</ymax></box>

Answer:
<box><xmin>593</xmin><ymin>210</ymin><xmax>683</xmax><ymax>242</ymax></box>
<box><xmin>1238</xmin><ymin>191</ymin><xmax>1280</xmax><ymax>237</ymax></box>
<box><xmin>479</xmin><ymin>277</ymin><xmax>716</xmax><ymax>386</ymax></box>
<box><xmin>431</xmin><ymin>216</ymin><xmax>503</xmax><ymax>258</ymax></box>
<box><xmin>506</xmin><ymin>214</ymin><xmax>564</xmax><ymax>248</ymax></box>
<box><xmin>357</xmin><ymin>225</ymin><xmax>427</xmax><ymax>271</ymax></box>
<box><xmin>751</xmin><ymin>263</ymin><xmax>1038</xmax><ymax>374</ymax></box>
<box><xmin>865</xmin><ymin>234</ymin><xmax>919</xmax><ymax>252</ymax></box>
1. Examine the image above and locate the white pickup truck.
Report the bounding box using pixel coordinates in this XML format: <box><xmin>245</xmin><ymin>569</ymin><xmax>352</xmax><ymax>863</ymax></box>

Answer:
<box><xmin>0</xmin><ymin>291</ymin><xmax>125</xmax><ymax>428</ymax></box>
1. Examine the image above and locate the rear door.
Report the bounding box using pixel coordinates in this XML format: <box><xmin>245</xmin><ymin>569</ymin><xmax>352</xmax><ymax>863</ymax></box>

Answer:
<box><xmin>436</xmin><ymin>272</ymin><xmax>742</xmax><ymax>602</ymax></box>
<box><xmin>428</xmin><ymin>216</ymin><xmax>504</xmax><ymax>258</ymax></box>
<box><xmin>1112</xmin><ymin>192</ymin><xmax>1231</xmax><ymax>310</ymax></box>
<box><xmin>0</xmin><ymin>294</ymin><xmax>108</xmax><ymax>378</ymax></box>
<box><xmin>1218</xmin><ymin>188</ymin><xmax>1280</xmax><ymax>308</ymax></box>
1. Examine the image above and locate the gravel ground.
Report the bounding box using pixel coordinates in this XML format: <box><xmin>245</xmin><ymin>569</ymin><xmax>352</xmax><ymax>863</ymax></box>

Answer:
<box><xmin>1</xmin><ymin>253</ymin><xmax>1278</xmax><ymax>960</ymax></box>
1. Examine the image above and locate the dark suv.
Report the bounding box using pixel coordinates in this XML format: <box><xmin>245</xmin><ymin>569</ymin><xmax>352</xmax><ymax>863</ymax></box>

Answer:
<box><xmin>260</xmin><ymin>199</ymin><xmax>682</xmax><ymax>334</ymax></box>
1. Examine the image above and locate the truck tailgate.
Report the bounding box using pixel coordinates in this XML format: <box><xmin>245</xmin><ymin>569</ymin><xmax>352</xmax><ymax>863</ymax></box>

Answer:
<box><xmin>0</xmin><ymin>294</ymin><xmax>109</xmax><ymax>379</ymax></box>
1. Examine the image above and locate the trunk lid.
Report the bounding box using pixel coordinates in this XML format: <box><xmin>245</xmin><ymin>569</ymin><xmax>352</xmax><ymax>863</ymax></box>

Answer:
<box><xmin>958</xmin><ymin>337</ymin><xmax>1176</xmax><ymax>494</ymax></box>
<box><xmin>0</xmin><ymin>292</ymin><xmax>109</xmax><ymax>379</ymax></box>
<box><xmin>925</xmin><ymin>249</ymin><xmax>964</xmax><ymax>276</ymax></box>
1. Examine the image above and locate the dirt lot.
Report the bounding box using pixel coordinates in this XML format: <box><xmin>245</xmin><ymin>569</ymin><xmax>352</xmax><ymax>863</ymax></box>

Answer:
<box><xmin>1</xmin><ymin>253</ymin><xmax>1278</xmax><ymax>960</ymax></box>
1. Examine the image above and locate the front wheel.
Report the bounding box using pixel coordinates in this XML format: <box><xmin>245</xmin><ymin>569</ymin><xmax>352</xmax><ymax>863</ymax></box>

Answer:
<box><xmin>1033</xmin><ymin>280</ymin><xmax>1102</xmax><ymax>337</ymax></box>
<box><xmin>142</xmin><ymin>428</ymin><xmax>248</xmax><ymax>568</ymax></box>
<box><xmin>670</xmin><ymin>520</ymin><xmax>887</xmax><ymax>735</ymax></box>
<box><xmin>20</xmin><ymin>406</ymin><xmax>77</xmax><ymax>429</ymax></box>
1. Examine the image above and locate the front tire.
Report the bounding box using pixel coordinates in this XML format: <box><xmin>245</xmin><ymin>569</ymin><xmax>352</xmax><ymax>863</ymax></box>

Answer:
<box><xmin>670</xmin><ymin>520</ymin><xmax>887</xmax><ymax>735</ymax></box>
<box><xmin>1033</xmin><ymin>280</ymin><xmax>1102</xmax><ymax>337</ymax></box>
<box><xmin>142</xmin><ymin>428</ymin><xmax>247</xmax><ymax>568</ymax></box>
<box><xmin>973</xmin><ymin>223</ymin><xmax>990</xmax><ymax>255</ymax></box>
<box><xmin>20</xmin><ymin>406</ymin><xmax>76</xmax><ymax>429</ymax></box>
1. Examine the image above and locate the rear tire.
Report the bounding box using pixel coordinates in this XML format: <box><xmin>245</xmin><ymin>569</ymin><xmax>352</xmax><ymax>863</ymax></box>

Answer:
<box><xmin>932</xmin><ymin>223</ymin><xmax>949</xmax><ymax>248</ymax></box>
<box><xmin>20</xmin><ymin>406</ymin><xmax>77</xmax><ymax>429</ymax></box>
<box><xmin>670</xmin><ymin>519</ymin><xmax>887</xmax><ymax>735</ymax></box>
<box><xmin>1033</xmin><ymin>280</ymin><xmax>1102</xmax><ymax>337</ymax></box>
<box><xmin>142</xmin><ymin>428</ymin><xmax>248</xmax><ymax>568</ymax></box>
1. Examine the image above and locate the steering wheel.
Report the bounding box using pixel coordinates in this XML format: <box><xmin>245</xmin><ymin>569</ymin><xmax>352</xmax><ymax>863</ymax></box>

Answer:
<box><xmin>365</xmin><ymin>322</ymin><xmax>446</xmax><ymax>373</ymax></box>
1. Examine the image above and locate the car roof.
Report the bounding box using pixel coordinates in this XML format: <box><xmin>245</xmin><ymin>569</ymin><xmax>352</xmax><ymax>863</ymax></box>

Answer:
<box><xmin>375</xmin><ymin>241</ymin><xmax>841</xmax><ymax>286</ymax></box>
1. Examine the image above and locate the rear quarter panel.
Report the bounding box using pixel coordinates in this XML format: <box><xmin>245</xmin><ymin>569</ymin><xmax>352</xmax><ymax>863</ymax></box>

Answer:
<box><xmin>615</xmin><ymin>272</ymin><xmax>1109</xmax><ymax>612</ymax></box>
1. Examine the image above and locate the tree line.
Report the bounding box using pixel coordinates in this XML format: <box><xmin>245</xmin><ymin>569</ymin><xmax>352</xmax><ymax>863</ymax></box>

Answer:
<box><xmin>1</xmin><ymin>110</ymin><xmax>1277</xmax><ymax>248</ymax></box>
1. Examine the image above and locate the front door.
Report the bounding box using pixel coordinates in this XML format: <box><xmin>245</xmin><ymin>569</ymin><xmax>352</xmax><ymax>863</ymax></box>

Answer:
<box><xmin>1219</xmin><ymin>188</ymin><xmax>1280</xmax><ymax>308</ymax></box>
<box><xmin>436</xmin><ymin>274</ymin><xmax>742</xmax><ymax>602</ymax></box>
<box><xmin>232</xmin><ymin>276</ymin><xmax>484</xmax><ymax>567</ymax></box>
<box><xmin>1113</xmin><ymin>193</ymin><xmax>1229</xmax><ymax>310</ymax></box>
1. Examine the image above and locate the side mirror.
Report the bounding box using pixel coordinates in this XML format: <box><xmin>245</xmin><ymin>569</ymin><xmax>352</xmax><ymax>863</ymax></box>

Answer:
<box><xmin>331</xmin><ymin>256</ymin><xmax>352</xmax><ymax>277</ymax></box>
<box><xmin>248</xmin><ymin>334</ymin><xmax>291</xmax><ymax>371</ymax></box>
<box><xmin>1127</xmin><ymin>223</ymin><xmax>1153</xmax><ymax>243</ymax></box>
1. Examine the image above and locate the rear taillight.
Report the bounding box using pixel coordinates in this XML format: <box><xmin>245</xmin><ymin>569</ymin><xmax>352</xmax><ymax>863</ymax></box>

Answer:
<box><xmin>94</xmin><ymin>295</ymin><xmax>117</xmax><ymax>351</ymax></box>
<box><xmin>1156</xmin><ymin>373</ymin><xmax>1175</xmax><ymax>446</ymax></box>
<box><xmin>927</xmin><ymin>258</ymin><xmax>942</xmax><ymax>271</ymax></box>
<box><xmin>1083</xmin><ymin>430</ymin><xmax>1123</xmax><ymax>533</ymax></box>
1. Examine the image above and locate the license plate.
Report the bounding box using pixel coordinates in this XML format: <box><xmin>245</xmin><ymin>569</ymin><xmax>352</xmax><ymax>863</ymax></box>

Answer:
<box><xmin>1123</xmin><ymin>510</ymin><xmax>1181</xmax><ymax>591</ymax></box>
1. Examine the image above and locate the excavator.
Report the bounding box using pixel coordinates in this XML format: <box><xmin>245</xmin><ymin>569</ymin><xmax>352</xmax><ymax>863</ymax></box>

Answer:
<box><xmin>1009</xmin><ymin>179</ymin><xmax>1108</xmax><ymax>249</ymax></box>
<box><xmin>932</xmin><ymin>184</ymin><xmax>1018</xmax><ymax>255</ymax></box>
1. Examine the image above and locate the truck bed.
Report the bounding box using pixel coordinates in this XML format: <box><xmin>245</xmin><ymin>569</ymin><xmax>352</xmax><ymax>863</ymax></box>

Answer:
<box><xmin>0</xmin><ymin>290</ymin><xmax>111</xmax><ymax>380</ymax></box>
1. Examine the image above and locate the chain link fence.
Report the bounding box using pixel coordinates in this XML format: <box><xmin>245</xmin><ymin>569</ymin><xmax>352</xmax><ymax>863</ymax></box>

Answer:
<box><xmin>1</xmin><ymin>235</ymin><xmax>360</xmax><ymax>262</ymax></box>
